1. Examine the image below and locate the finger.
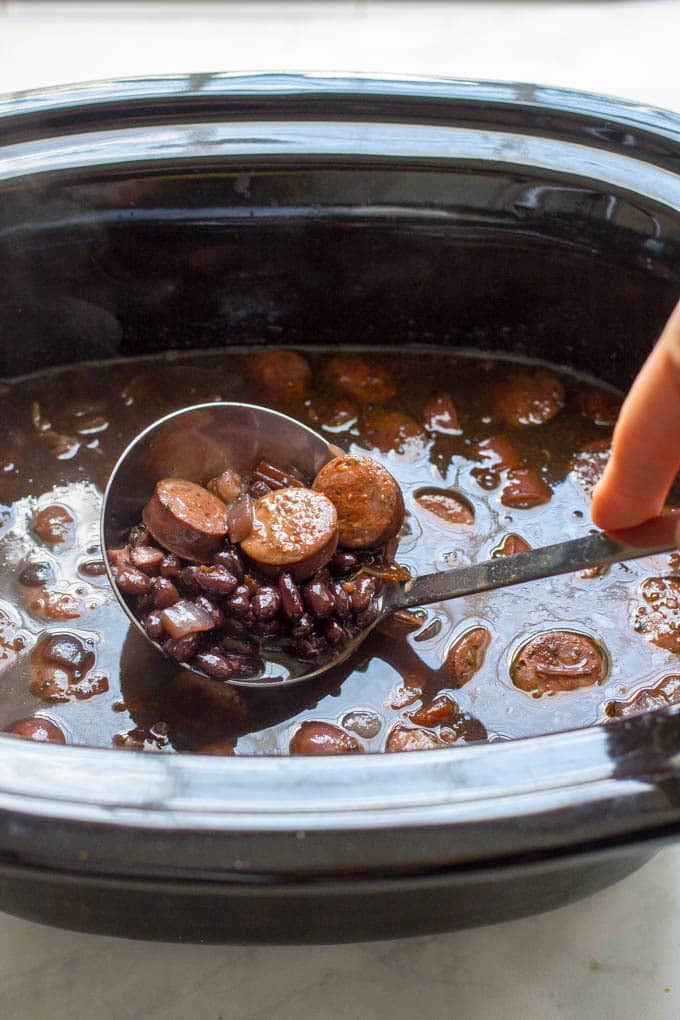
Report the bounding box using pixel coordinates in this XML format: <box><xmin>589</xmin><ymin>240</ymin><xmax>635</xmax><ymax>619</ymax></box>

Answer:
<box><xmin>591</xmin><ymin>300</ymin><xmax>680</xmax><ymax>531</ymax></box>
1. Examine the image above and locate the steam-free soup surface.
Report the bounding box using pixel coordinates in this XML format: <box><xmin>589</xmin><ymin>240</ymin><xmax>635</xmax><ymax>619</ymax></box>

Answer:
<box><xmin>0</xmin><ymin>348</ymin><xmax>677</xmax><ymax>754</ymax></box>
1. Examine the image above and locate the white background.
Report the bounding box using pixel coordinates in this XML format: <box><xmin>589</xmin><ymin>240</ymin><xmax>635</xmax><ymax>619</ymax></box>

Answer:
<box><xmin>1</xmin><ymin>3</ymin><xmax>680</xmax><ymax>1018</ymax></box>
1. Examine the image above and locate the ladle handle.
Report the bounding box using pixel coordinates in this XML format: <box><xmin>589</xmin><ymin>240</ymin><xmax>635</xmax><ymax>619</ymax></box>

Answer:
<box><xmin>393</xmin><ymin>512</ymin><xmax>680</xmax><ymax>611</ymax></box>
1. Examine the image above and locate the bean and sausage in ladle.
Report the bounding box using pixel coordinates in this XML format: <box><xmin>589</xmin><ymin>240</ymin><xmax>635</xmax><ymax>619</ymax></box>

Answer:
<box><xmin>108</xmin><ymin>452</ymin><xmax>406</xmax><ymax>683</ymax></box>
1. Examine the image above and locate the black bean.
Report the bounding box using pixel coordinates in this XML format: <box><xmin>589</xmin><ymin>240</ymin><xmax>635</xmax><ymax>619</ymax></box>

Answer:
<box><xmin>248</xmin><ymin>480</ymin><xmax>272</xmax><ymax>499</ymax></box>
<box><xmin>195</xmin><ymin>594</ymin><xmax>226</xmax><ymax>628</ymax></box>
<box><xmin>226</xmin><ymin>587</ymin><xmax>251</xmax><ymax>618</ymax></box>
<box><xmin>279</xmin><ymin>572</ymin><xmax>304</xmax><ymax>619</ymax></box>
<box><xmin>195</xmin><ymin>565</ymin><xmax>238</xmax><ymax>595</ymax></box>
<box><xmin>324</xmin><ymin>619</ymin><xmax>345</xmax><ymax>646</ymax></box>
<box><xmin>350</xmin><ymin>575</ymin><xmax>376</xmax><ymax>613</ymax></box>
<box><xmin>135</xmin><ymin>592</ymin><xmax>154</xmax><ymax>615</ymax></box>
<box><xmin>252</xmin><ymin>618</ymin><xmax>280</xmax><ymax>639</ymax></box>
<box><xmin>115</xmin><ymin>565</ymin><xmax>152</xmax><ymax>595</ymax></box>
<box><xmin>152</xmin><ymin>577</ymin><xmax>180</xmax><ymax>609</ymax></box>
<box><xmin>331</xmin><ymin>581</ymin><xmax>352</xmax><ymax>618</ymax></box>
<box><xmin>193</xmin><ymin>648</ymin><xmax>234</xmax><ymax>680</ymax></box>
<box><xmin>145</xmin><ymin>609</ymin><xmax>164</xmax><ymax>641</ymax></box>
<box><xmin>355</xmin><ymin>600</ymin><xmax>380</xmax><ymax>629</ymax></box>
<box><xmin>179</xmin><ymin>565</ymin><xmax>202</xmax><ymax>591</ymax></box>
<box><xmin>330</xmin><ymin>551</ymin><xmax>359</xmax><ymax>575</ymax></box>
<box><xmin>164</xmin><ymin>634</ymin><xmax>199</xmax><ymax>662</ymax></box>
<box><xmin>223</xmin><ymin>616</ymin><xmax>247</xmax><ymax>638</ymax></box>
<box><xmin>213</xmin><ymin>548</ymin><xmax>244</xmax><ymax>580</ymax></box>
<box><xmin>160</xmin><ymin>553</ymin><xmax>182</xmax><ymax>578</ymax></box>
<box><xmin>292</xmin><ymin>635</ymin><xmax>327</xmax><ymax>660</ymax></box>
<box><xmin>252</xmin><ymin>586</ymin><xmax>281</xmax><ymax>621</ymax></box>
<box><xmin>291</xmin><ymin>612</ymin><xmax>315</xmax><ymax>638</ymax></box>
<box><xmin>128</xmin><ymin>524</ymin><xmax>150</xmax><ymax>548</ymax></box>
<box><xmin>224</xmin><ymin>653</ymin><xmax>261</xmax><ymax>679</ymax></box>
<box><xmin>19</xmin><ymin>561</ymin><xmax>55</xmax><ymax>587</ymax></box>
<box><xmin>303</xmin><ymin>578</ymin><xmax>335</xmax><ymax>619</ymax></box>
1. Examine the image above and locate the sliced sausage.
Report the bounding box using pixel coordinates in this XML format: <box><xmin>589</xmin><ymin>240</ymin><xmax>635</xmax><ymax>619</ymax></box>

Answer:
<box><xmin>415</xmin><ymin>488</ymin><xmax>474</xmax><ymax>526</ymax></box>
<box><xmin>197</xmin><ymin>741</ymin><xmax>237</xmax><ymax>755</ymax></box>
<box><xmin>491</xmin><ymin>534</ymin><xmax>531</xmax><ymax>557</ymax></box>
<box><xmin>633</xmin><ymin>577</ymin><xmax>680</xmax><ymax>652</ymax></box>
<box><xmin>323</xmin><ymin>355</ymin><xmax>396</xmax><ymax>404</ymax></box>
<box><xmin>501</xmin><ymin>469</ymin><xmax>552</xmax><ymax>509</ymax></box>
<box><xmin>31</xmin><ymin>504</ymin><xmax>76</xmax><ymax>546</ymax></box>
<box><xmin>472</xmin><ymin>434</ymin><xmax>522</xmax><ymax>471</ymax></box>
<box><xmin>358</xmin><ymin>409</ymin><xmax>427</xmax><ymax>457</ymax></box>
<box><xmin>142</xmin><ymin>478</ymin><xmax>230</xmax><ymax>562</ymax></box>
<box><xmin>423</xmin><ymin>392</ymin><xmax>461</xmax><ymax>434</ymax></box>
<box><xmin>575</xmin><ymin>386</ymin><xmax>621</xmax><ymax>427</ymax></box>
<box><xmin>289</xmin><ymin>720</ymin><xmax>362</xmax><ymax>755</ymax></box>
<box><xmin>5</xmin><ymin>716</ymin><xmax>66</xmax><ymax>743</ymax></box>
<box><xmin>386</xmin><ymin>725</ymin><xmax>442</xmax><ymax>752</ymax></box>
<box><xmin>247</xmin><ymin>350</ymin><xmax>312</xmax><ymax>401</ymax></box>
<box><xmin>569</xmin><ymin>439</ymin><xmax>611</xmax><ymax>497</ymax></box>
<box><xmin>490</xmin><ymin>369</ymin><xmax>565</xmax><ymax>427</ymax></box>
<box><xmin>307</xmin><ymin>396</ymin><xmax>359</xmax><ymax>433</ymax></box>
<box><xmin>445</xmin><ymin>626</ymin><xmax>491</xmax><ymax>687</ymax></box>
<box><xmin>605</xmin><ymin>673</ymin><xmax>680</xmax><ymax>719</ymax></box>
<box><xmin>240</xmin><ymin>487</ymin><xmax>339</xmax><ymax>581</ymax></box>
<box><xmin>408</xmin><ymin>694</ymin><xmax>458</xmax><ymax>727</ymax></box>
<box><xmin>510</xmin><ymin>630</ymin><xmax>608</xmax><ymax>695</ymax></box>
<box><xmin>313</xmin><ymin>454</ymin><xmax>405</xmax><ymax>549</ymax></box>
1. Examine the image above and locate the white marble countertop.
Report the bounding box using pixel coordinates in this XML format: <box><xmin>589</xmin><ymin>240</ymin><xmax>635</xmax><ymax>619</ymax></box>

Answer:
<box><xmin>0</xmin><ymin>847</ymin><xmax>678</xmax><ymax>1019</ymax></box>
<box><xmin>1</xmin><ymin>2</ymin><xmax>680</xmax><ymax>1017</ymax></box>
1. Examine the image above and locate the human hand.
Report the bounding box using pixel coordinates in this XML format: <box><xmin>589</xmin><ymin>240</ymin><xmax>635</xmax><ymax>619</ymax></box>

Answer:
<box><xmin>591</xmin><ymin>299</ymin><xmax>680</xmax><ymax>540</ymax></box>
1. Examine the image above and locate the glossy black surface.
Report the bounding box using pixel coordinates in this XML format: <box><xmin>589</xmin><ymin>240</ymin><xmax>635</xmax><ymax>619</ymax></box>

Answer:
<box><xmin>0</xmin><ymin>73</ymin><xmax>679</xmax><ymax>942</ymax></box>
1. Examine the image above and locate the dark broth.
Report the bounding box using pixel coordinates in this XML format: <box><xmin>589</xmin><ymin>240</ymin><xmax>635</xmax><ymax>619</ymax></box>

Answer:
<box><xmin>0</xmin><ymin>347</ymin><xmax>677</xmax><ymax>754</ymax></box>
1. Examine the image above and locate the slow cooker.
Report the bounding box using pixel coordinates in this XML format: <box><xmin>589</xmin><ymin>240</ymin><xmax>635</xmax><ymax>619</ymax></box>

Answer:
<box><xmin>0</xmin><ymin>73</ymin><xmax>679</xmax><ymax>943</ymax></box>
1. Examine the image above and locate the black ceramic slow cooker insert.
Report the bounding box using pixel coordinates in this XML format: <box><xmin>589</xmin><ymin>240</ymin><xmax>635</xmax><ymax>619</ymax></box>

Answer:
<box><xmin>0</xmin><ymin>73</ymin><xmax>679</xmax><ymax>943</ymax></box>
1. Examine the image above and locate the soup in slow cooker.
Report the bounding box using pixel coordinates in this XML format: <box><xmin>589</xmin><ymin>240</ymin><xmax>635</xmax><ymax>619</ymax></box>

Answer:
<box><xmin>0</xmin><ymin>347</ymin><xmax>678</xmax><ymax>754</ymax></box>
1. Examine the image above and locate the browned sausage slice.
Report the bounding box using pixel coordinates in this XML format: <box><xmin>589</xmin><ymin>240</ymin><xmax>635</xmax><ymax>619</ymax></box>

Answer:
<box><xmin>247</xmin><ymin>350</ymin><xmax>312</xmax><ymax>401</ymax></box>
<box><xmin>240</xmin><ymin>487</ymin><xmax>339</xmax><ymax>581</ymax></box>
<box><xmin>575</xmin><ymin>386</ymin><xmax>621</xmax><ymax>427</ymax></box>
<box><xmin>501</xmin><ymin>468</ymin><xmax>552</xmax><ymax>508</ymax></box>
<box><xmin>142</xmin><ymin>478</ymin><xmax>230</xmax><ymax>562</ymax></box>
<box><xmin>415</xmin><ymin>488</ymin><xmax>474</xmax><ymax>526</ymax></box>
<box><xmin>445</xmin><ymin>626</ymin><xmax>491</xmax><ymax>687</ymax></box>
<box><xmin>510</xmin><ymin>630</ymin><xmax>608</xmax><ymax>695</ymax></box>
<box><xmin>313</xmin><ymin>454</ymin><xmax>405</xmax><ymax>549</ymax></box>
<box><xmin>358</xmin><ymin>409</ymin><xmax>427</xmax><ymax>457</ymax></box>
<box><xmin>386</xmin><ymin>725</ymin><xmax>442</xmax><ymax>752</ymax></box>
<box><xmin>323</xmin><ymin>355</ymin><xmax>396</xmax><ymax>404</ymax></box>
<box><xmin>290</xmin><ymin>720</ymin><xmax>362</xmax><ymax>754</ymax></box>
<box><xmin>490</xmin><ymin>369</ymin><xmax>565</xmax><ymax>427</ymax></box>
<box><xmin>423</xmin><ymin>392</ymin><xmax>460</xmax><ymax>434</ymax></box>
<box><xmin>472</xmin><ymin>434</ymin><xmax>522</xmax><ymax>471</ymax></box>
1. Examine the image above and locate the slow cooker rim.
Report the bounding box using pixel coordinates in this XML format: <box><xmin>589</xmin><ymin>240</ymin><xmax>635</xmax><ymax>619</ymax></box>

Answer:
<box><xmin>1</xmin><ymin>73</ymin><xmax>680</xmax><ymax>877</ymax></box>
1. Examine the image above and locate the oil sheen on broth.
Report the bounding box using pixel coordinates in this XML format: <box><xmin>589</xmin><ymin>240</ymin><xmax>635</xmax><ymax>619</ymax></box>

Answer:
<box><xmin>0</xmin><ymin>348</ymin><xmax>677</xmax><ymax>755</ymax></box>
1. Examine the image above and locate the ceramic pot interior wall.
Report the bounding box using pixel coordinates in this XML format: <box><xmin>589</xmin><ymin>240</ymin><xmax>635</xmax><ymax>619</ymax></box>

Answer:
<box><xmin>1</xmin><ymin>165</ymin><xmax>679</xmax><ymax>382</ymax></box>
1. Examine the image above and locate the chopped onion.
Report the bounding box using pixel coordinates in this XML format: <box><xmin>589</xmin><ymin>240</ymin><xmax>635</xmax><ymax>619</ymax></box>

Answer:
<box><xmin>160</xmin><ymin>599</ymin><xmax>214</xmax><ymax>639</ymax></box>
<box><xmin>253</xmin><ymin>460</ymin><xmax>305</xmax><ymax>490</ymax></box>
<box><xmin>227</xmin><ymin>494</ymin><xmax>254</xmax><ymax>543</ymax></box>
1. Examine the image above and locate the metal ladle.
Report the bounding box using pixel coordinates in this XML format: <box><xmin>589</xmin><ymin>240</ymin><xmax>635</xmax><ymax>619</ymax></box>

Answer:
<box><xmin>101</xmin><ymin>402</ymin><xmax>680</xmax><ymax>688</ymax></box>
